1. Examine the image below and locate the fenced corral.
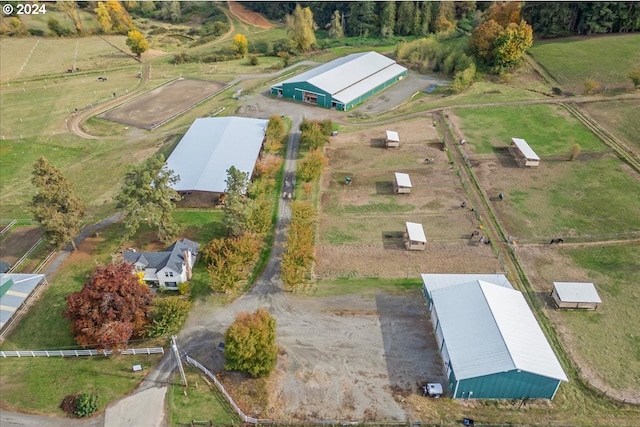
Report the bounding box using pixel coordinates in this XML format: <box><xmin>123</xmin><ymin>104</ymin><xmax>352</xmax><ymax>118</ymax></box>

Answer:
<box><xmin>0</xmin><ymin>276</ymin><xmax>48</xmax><ymax>342</ymax></box>
<box><xmin>99</xmin><ymin>78</ymin><xmax>227</xmax><ymax>130</ymax></box>
<box><xmin>0</xmin><ymin>347</ymin><xmax>165</xmax><ymax>358</ymax></box>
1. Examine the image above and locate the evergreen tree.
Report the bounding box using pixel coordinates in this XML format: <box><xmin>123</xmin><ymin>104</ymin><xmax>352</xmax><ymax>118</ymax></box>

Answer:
<box><xmin>30</xmin><ymin>157</ymin><xmax>85</xmax><ymax>251</ymax></box>
<box><xmin>223</xmin><ymin>166</ymin><xmax>252</xmax><ymax>238</ymax></box>
<box><xmin>397</xmin><ymin>1</ymin><xmax>415</xmax><ymax>35</ymax></box>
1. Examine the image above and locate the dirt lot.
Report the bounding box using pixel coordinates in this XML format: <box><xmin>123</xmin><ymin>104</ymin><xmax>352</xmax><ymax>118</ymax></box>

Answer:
<box><xmin>316</xmin><ymin>119</ymin><xmax>501</xmax><ymax>279</ymax></box>
<box><xmin>0</xmin><ymin>226</ymin><xmax>42</xmax><ymax>267</ymax></box>
<box><xmin>182</xmin><ymin>290</ymin><xmax>448</xmax><ymax>422</ymax></box>
<box><xmin>228</xmin><ymin>1</ymin><xmax>274</xmax><ymax>29</ymax></box>
<box><xmin>99</xmin><ymin>78</ymin><xmax>224</xmax><ymax>129</ymax></box>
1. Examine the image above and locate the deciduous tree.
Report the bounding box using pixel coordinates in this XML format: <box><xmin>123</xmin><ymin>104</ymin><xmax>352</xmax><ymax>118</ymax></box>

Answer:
<box><xmin>224</xmin><ymin>308</ymin><xmax>277</xmax><ymax>378</ymax></box>
<box><xmin>629</xmin><ymin>66</ymin><xmax>640</xmax><ymax>88</ymax></box>
<box><xmin>57</xmin><ymin>1</ymin><xmax>84</xmax><ymax>34</ymax></box>
<box><xmin>286</xmin><ymin>4</ymin><xmax>316</xmax><ymax>52</ymax></box>
<box><xmin>63</xmin><ymin>262</ymin><xmax>154</xmax><ymax>349</ymax></box>
<box><xmin>493</xmin><ymin>20</ymin><xmax>533</xmax><ymax>68</ymax></box>
<box><xmin>126</xmin><ymin>29</ymin><xmax>149</xmax><ymax>58</ymax></box>
<box><xmin>328</xmin><ymin>10</ymin><xmax>344</xmax><ymax>39</ymax></box>
<box><xmin>145</xmin><ymin>296</ymin><xmax>191</xmax><ymax>338</ymax></box>
<box><xmin>232</xmin><ymin>33</ymin><xmax>248</xmax><ymax>56</ymax></box>
<box><xmin>95</xmin><ymin>1</ymin><xmax>134</xmax><ymax>34</ymax></box>
<box><xmin>223</xmin><ymin>166</ymin><xmax>252</xmax><ymax>238</ymax></box>
<box><xmin>298</xmin><ymin>149</ymin><xmax>328</xmax><ymax>182</ymax></box>
<box><xmin>114</xmin><ymin>154</ymin><xmax>181</xmax><ymax>243</ymax></box>
<box><xmin>379</xmin><ymin>1</ymin><xmax>396</xmax><ymax>37</ymax></box>
<box><xmin>30</xmin><ymin>157</ymin><xmax>85</xmax><ymax>251</ymax></box>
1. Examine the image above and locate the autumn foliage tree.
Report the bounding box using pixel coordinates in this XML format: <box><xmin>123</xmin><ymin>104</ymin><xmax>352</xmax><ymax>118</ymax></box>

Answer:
<box><xmin>231</xmin><ymin>33</ymin><xmax>248</xmax><ymax>56</ymax></box>
<box><xmin>30</xmin><ymin>157</ymin><xmax>85</xmax><ymax>251</ymax></box>
<box><xmin>224</xmin><ymin>308</ymin><xmax>277</xmax><ymax>378</ymax></box>
<box><xmin>280</xmin><ymin>201</ymin><xmax>316</xmax><ymax>291</ymax></box>
<box><xmin>202</xmin><ymin>234</ymin><xmax>262</xmax><ymax>293</ymax></box>
<box><xmin>286</xmin><ymin>4</ymin><xmax>316</xmax><ymax>52</ymax></box>
<box><xmin>126</xmin><ymin>29</ymin><xmax>149</xmax><ymax>58</ymax></box>
<box><xmin>63</xmin><ymin>262</ymin><xmax>154</xmax><ymax>350</ymax></box>
<box><xmin>264</xmin><ymin>115</ymin><xmax>286</xmax><ymax>153</ymax></box>
<box><xmin>298</xmin><ymin>149</ymin><xmax>328</xmax><ymax>182</ymax></box>
<box><xmin>95</xmin><ymin>1</ymin><xmax>134</xmax><ymax>34</ymax></box>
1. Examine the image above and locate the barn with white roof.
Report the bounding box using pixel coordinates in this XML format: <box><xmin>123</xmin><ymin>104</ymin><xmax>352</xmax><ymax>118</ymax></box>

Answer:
<box><xmin>421</xmin><ymin>274</ymin><xmax>568</xmax><ymax>399</ymax></box>
<box><xmin>166</xmin><ymin>117</ymin><xmax>268</xmax><ymax>203</ymax></box>
<box><xmin>270</xmin><ymin>51</ymin><xmax>407</xmax><ymax>111</ymax></box>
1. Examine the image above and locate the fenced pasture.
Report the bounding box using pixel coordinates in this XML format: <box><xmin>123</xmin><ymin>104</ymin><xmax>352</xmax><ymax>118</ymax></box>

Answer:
<box><xmin>517</xmin><ymin>243</ymin><xmax>640</xmax><ymax>401</ymax></box>
<box><xmin>450</xmin><ymin>105</ymin><xmax>640</xmax><ymax>241</ymax></box>
<box><xmin>528</xmin><ymin>34</ymin><xmax>640</xmax><ymax>93</ymax></box>
<box><xmin>0</xmin><ymin>225</ymin><xmax>42</xmax><ymax>269</ymax></box>
<box><xmin>99</xmin><ymin>78</ymin><xmax>225</xmax><ymax>129</ymax></box>
<box><xmin>453</xmin><ymin>104</ymin><xmax>607</xmax><ymax>156</ymax></box>
<box><xmin>0</xmin><ymin>68</ymin><xmax>142</xmax><ymax>138</ymax></box>
<box><xmin>581</xmin><ymin>99</ymin><xmax>640</xmax><ymax>154</ymax></box>
<box><xmin>0</xmin><ymin>36</ymin><xmax>136</xmax><ymax>82</ymax></box>
<box><xmin>315</xmin><ymin>119</ymin><xmax>501</xmax><ymax>279</ymax></box>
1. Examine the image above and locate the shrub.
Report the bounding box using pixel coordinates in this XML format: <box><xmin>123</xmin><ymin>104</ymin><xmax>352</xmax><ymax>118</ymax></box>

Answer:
<box><xmin>225</xmin><ymin>308</ymin><xmax>277</xmax><ymax>377</ymax></box>
<box><xmin>75</xmin><ymin>393</ymin><xmax>99</xmax><ymax>417</ymax></box>
<box><xmin>145</xmin><ymin>297</ymin><xmax>192</xmax><ymax>338</ymax></box>
<box><xmin>584</xmin><ymin>78</ymin><xmax>602</xmax><ymax>95</ymax></box>
<box><xmin>249</xmin><ymin>55</ymin><xmax>259</xmax><ymax>65</ymax></box>
<box><xmin>60</xmin><ymin>395</ymin><xmax>78</xmax><ymax>416</ymax></box>
<box><xmin>569</xmin><ymin>143</ymin><xmax>581</xmax><ymax>161</ymax></box>
<box><xmin>177</xmin><ymin>281</ymin><xmax>190</xmax><ymax>296</ymax></box>
<box><xmin>629</xmin><ymin>66</ymin><xmax>640</xmax><ymax>88</ymax></box>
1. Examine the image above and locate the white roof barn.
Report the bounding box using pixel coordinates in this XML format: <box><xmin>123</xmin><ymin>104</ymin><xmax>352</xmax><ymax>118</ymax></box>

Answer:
<box><xmin>552</xmin><ymin>282</ymin><xmax>601</xmax><ymax>309</ymax></box>
<box><xmin>421</xmin><ymin>274</ymin><xmax>567</xmax><ymax>399</ymax></box>
<box><xmin>166</xmin><ymin>117</ymin><xmax>268</xmax><ymax>194</ymax></box>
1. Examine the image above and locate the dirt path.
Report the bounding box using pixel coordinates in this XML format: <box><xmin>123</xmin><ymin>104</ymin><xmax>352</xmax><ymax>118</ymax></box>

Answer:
<box><xmin>227</xmin><ymin>1</ymin><xmax>274</xmax><ymax>29</ymax></box>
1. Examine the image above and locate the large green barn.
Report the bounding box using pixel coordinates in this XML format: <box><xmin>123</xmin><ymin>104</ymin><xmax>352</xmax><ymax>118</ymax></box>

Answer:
<box><xmin>270</xmin><ymin>51</ymin><xmax>407</xmax><ymax>111</ymax></box>
<box><xmin>421</xmin><ymin>274</ymin><xmax>568</xmax><ymax>400</ymax></box>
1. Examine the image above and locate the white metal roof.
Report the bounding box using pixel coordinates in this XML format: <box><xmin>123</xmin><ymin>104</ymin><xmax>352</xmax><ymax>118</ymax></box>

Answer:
<box><xmin>273</xmin><ymin>51</ymin><xmax>407</xmax><ymax>104</ymax></box>
<box><xmin>553</xmin><ymin>282</ymin><xmax>601</xmax><ymax>303</ymax></box>
<box><xmin>405</xmin><ymin>222</ymin><xmax>426</xmax><ymax>242</ymax></box>
<box><xmin>511</xmin><ymin>138</ymin><xmax>540</xmax><ymax>161</ymax></box>
<box><xmin>166</xmin><ymin>117</ymin><xmax>268</xmax><ymax>193</ymax></box>
<box><xmin>394</xmin><ymin>172</ymin><xmax>412</xmax><ymax>188</ymax></box>
<box><xmin>421</xmin><ymin>273</ymin><xmax>512</xmax><ymax>296</ymax></box>
<box><xmin>386</xmin><ymin>130</ymin><xmax>400</xmax><ymax>142</ymax></box>
<box><xmin>431</xmin><ymin>280</ymin><xmax>567</xmax><ymax>382</ymax></box>
<box><xmin>1</xmin><ymin>273</ymin><xmax>46</xmax><ymax>328</ymax></box>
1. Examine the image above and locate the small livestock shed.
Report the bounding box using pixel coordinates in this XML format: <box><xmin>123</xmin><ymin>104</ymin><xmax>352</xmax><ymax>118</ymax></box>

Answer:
<box><xmin>421</xmin><ymin>274</ymin><xmax>568</xmax><ymax>399</ymax></box>
<box><xmin>394</xmin><ymin>172</ymin><xmax>412</xmax><ymax>194</ymax></box>
<box><xmin>404</xmin><ymin>222</ymin><xmax>426</xmax><ymax>250</ymax></box>
<box><xmin>510</xmin><ymin>138</ymin><xmax>540</xmax><ymax>167</ymax></box>
<box><xmin>1</xmin><ymin>273</ymin><xmax>48</xmax><ymax>340</ymax></box>
<box><xmin>386</xmin><ymin>130</ymin><xmax>400</xmax><ymax>148</ymax></box>
<box><xmin>551</xmin><ymin>282</ymin><xmax>601</xmax><ymax>310</ymax></box>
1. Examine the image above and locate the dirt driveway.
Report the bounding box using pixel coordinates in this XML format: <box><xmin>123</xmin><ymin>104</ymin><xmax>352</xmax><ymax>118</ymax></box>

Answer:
<box><xmin>181</xmin><ymin>289</ymin><xmax>447</xmax><ymax>423</ymax></box>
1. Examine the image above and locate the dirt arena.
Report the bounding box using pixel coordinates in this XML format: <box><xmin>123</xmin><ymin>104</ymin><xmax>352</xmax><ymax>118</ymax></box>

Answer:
<box><xmin>99</xmin><ymin>78</ymin><xmax>225</xmax><ymax>129</ymax></box>
<box><xmin>228</xmin><ymin>1</ymin><xmax>274</xmax><ymax>29</ymax></box>
<box><xmin>315</xmin><ymin>118</ymin><xmax>501</xmax><ymax>279</ymax></box>
<box><xmin>0</xmin><ymin>226</ymin><xmax>42</xmax><ymax>267</ymax></box>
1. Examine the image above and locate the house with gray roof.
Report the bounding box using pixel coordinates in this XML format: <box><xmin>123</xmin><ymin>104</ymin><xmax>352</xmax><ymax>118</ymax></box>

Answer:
<box><xmin>421</xmin><ymin>273</ymin><xmax>568</xmax><ymax>399</ymax></box>
<box><xmin>270</xmin><ymin>51</ymin><xmax>407</xmax><ymax>111</ymax></box>
<box><xmin>124</xmin><ymin>238</ymin><xmax>199</xmax><ymax>290</ymax></box>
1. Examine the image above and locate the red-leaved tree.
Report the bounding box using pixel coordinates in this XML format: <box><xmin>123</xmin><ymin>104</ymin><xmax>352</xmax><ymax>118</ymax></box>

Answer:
<box><xmin>63</xmin><ymin>262</ymin><xmax>154</xmax><ymax>350</ymax></box>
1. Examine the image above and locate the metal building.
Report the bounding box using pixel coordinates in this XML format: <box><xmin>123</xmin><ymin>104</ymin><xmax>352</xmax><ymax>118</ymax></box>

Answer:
<box><xmin>421</xmin><ymin>274</ymin><xmax>568</xmax><ymax>399</ymax></box>
<box><xmin>270</xmin><ymin>51</ymin><xmax>407</xmax><ymax>111</ymax></box>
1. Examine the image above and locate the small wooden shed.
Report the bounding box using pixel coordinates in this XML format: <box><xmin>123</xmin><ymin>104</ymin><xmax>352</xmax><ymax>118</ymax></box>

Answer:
<box><xmin>386</xmin><ymin>130</ymin><xmax>400</xmax><ymax>148</ymax></box>
<box><xmin>404</xmin><ymin>222</ymin><xmax>427</xmax><ymax>250</ymax></box>
<box><xmin>551</xmin><ymin>282</ymin><xmax>601</xmax><ymax>310</ymax></box>
<box><xmin>394</xmin><ymin>172</ymin><xmax>412</xmax><ymax>194</ymax></box>
<box><xmin>510</xmin><ymin>138</ymin><xmax>540</xmax><ymax>167</ymax></box>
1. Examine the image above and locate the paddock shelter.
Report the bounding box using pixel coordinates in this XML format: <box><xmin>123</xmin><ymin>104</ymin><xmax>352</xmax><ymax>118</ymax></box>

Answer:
<box><xmin>510</xmin><ymin>137</ymin><xmax>540</xmax><ymax>167</ymax></box>
<box><xmin>421</xmin><ymin>274</ymin><xmax>568</xmax><ymax>399</ymax></box>
<box><xmin>404</xmin><ymin>222</ymin><xmax>426</xmax><ymax>250</ymax></box>
<box><xmin>270</xmin><ymin>51</ymin><xmax>407</xmax><ymax>111</ymax></box>
<box><xmin>386</xmin><ymin>130</ymin><xmax>400</xmax><ymax>148</ymax></box>
<box><xmin>394</xmin><ymin>172</ymin><xmax>412</xmax><ymax>194</ymax></box>
<box><xmin>551</xmin><ymin>282</ymin><xmax>601</xmax><ymax>310</ymax></box>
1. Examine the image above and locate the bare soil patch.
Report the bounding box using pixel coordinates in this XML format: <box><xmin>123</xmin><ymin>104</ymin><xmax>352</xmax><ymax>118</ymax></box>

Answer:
<box><xmin>99</xmin><ymin>78</ymin><xmax>224</xmax><ymax>129</ymax></box>
<box><xmin>0</xmin><ymin>226</ymin><xmax>42</xmax><ymax>266</ymax></box>
<box><xmin>227</xmin><ymin>1</ymin><xmax>274</xmax><ymax>29</ymax></box>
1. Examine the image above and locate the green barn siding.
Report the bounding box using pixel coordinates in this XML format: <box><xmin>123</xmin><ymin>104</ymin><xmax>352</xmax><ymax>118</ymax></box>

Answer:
<box><xmin>453</xmin><ymin>370</ymin><xmax>561</xmax><ymax>399</ymax></box>
<box><xmin>272</xmin><ymin>69</ymin><xmax>407</xmax><ymax>111</ymax></box>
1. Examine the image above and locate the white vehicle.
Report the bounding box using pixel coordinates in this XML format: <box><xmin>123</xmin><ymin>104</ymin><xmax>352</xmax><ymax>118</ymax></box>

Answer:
<box><xmin>422</xmin><ymin>383</ymin><xmax>443</xmax><ymax>398</ymax></box>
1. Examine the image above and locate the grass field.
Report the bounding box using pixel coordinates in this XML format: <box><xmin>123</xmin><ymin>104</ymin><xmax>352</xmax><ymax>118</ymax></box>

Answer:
<box><xmin>529</xmin><ymin>34</ymin><xmax>640</xmax><ymax>93</ymax></box>
<box><xmin>454</xmin><ymin>104</ymin><xmax>608</xmax><ymax>155</ymax></box>
<box><xmin>581</xmin><ymin>99</ymin><xmax>640</xmax><ymax>153</ymax></box>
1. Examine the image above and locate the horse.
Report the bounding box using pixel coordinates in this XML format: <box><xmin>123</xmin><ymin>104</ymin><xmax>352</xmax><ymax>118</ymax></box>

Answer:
<box><xmin>549</xmin><ymin>238</ymin><xmax>564</xmax><ymax>244</ymax></box>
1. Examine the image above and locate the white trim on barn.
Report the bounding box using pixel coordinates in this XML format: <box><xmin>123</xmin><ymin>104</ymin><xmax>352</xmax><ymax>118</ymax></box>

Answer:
<box><xmin>552</xmin><ymin>282</ymin><xmax>601</xmax><ymax>310</ymax></box>
<box><xmin>404</xmin><ymin>221</ymin><xmax>426</xmax><ymax>250</ymax></box>
<box><xmin>394</xmin><ymin>172</ymin><xmax>412</xmax><ymax>194</ymax></box>
<box><xmin>510</xmin><ymin>138</ymin><xmax>540</xmax><ymax>167</ymax></box>
<box><xmin>386</xmin><ymin>130</ymin><xmax>400</xmax><ymax>148</ymax></box>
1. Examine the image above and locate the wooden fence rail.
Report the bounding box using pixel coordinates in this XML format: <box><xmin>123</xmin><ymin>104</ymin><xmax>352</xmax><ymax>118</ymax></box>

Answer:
<box><xmin>0</xmin><ymin>347</ymin><xmax>165</xmax><ymax>358</ymax></box>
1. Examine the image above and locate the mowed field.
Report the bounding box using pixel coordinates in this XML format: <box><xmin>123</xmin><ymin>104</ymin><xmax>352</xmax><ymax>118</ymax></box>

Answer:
<box><xmin>581</xmin><ymin>99</ymin><xmax>640</xmax><ymax>154</ymax></box>
<box><xmin>316</xmin><ymin>118</ymin><xmax>502</xmax><ymax>280</ymax></box>
<box><xmin>452</xmin><ymin>104</ymin><xmax>640</xmax><ymax>240</ymax></box>
<box><xmin>528</xmin><ymin>34</ymin><xmax>640</xmax><ymax>93</ymax></box>
<box><xmin>449</xmin><ymin>103</ymin><xmax>640</xmax><ymax>399</ymax></box>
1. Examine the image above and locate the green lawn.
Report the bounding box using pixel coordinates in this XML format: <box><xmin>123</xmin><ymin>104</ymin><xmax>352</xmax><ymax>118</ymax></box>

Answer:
<box><xmin>454</xmin><ymin>104</ymin><xmax>607</xmax><ymax>155</ymax></box>
<box><xmin>560</xmin><ymin>244</ymin><xmax>640</xmax><ymax>392</ymax></box>
<box><xmin>529</xmin><ymin>34</ymin><xmax>640</xmax><ymax>93</ymax></box>
<box><xmin>581</xmin><ymin>99</ymin><xmax>640</xmax><ymax>153</ymax></box>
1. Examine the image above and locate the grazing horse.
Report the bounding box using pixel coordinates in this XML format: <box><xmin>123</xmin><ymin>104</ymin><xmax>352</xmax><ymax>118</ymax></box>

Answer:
<box><xmin>549</xmin><ymin>238</ymin><xmax>564</xmax><ymax>244</ymax></box>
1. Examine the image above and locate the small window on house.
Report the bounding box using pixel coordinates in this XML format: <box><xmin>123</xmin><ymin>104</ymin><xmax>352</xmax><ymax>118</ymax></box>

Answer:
<box><xmin>135</xmin><ymin>265</ymin><xmax>143</xmax><ymax>272</ymax></box>
<box><xmin>168</xmin><ymin>272</ymin><xmax>174</xmax><ymax>277</ymax></box>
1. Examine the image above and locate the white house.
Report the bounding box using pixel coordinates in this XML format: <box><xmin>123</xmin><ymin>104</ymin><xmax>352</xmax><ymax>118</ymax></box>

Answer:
<box><xmin>124</xmin><ymin>238</ymin><xmax>199</xmax><ymax>290</ymax></box>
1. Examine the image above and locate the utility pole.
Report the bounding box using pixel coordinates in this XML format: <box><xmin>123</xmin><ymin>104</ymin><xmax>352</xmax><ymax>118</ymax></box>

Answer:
<box><xmin>171</xmin><ymin>335</ymin><xmax>188</xmax><ymax>388</ymax></box>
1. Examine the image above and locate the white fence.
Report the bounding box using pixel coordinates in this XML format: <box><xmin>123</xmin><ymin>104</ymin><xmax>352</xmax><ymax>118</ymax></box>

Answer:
<box><xmin>185</xmin><ymin>355</ymin><xmax>266</xmax><ymax>425</ymax></box>
<box><xmin>0</xmin><ymin>220</ymin><xmax>17</xmax><ymax>237</ymax></box>
<box><xmin>1</xmin><ymin>347</ymin><xmax>165</xmax><ymax>358</ymax></box>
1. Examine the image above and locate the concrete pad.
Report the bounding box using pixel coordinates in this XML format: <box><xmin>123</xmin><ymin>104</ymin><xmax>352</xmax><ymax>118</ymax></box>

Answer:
<box><xmin>104</xmin><ymin>386</ymin><xmax>168</xmax><ymax>427</ymax></box>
